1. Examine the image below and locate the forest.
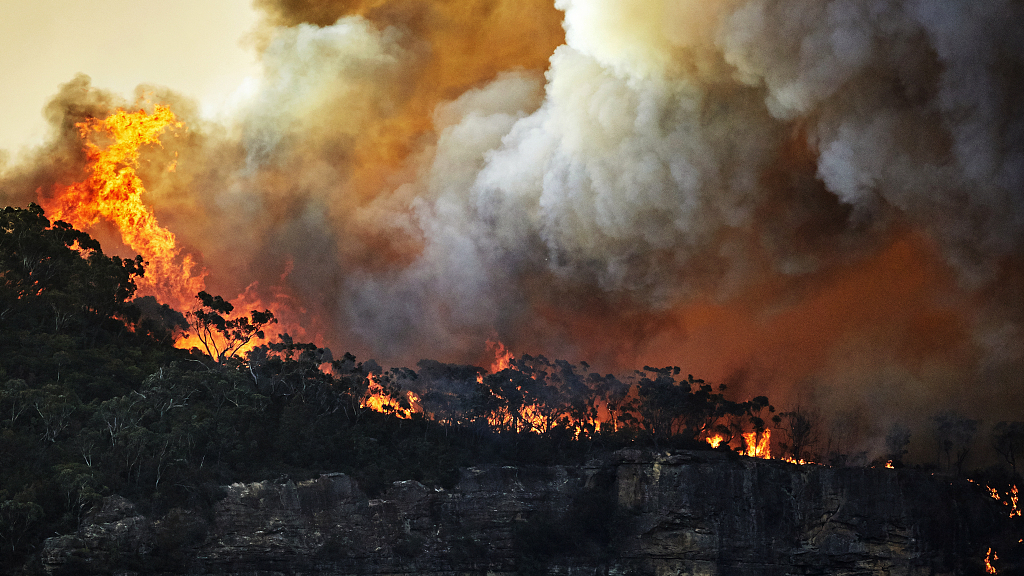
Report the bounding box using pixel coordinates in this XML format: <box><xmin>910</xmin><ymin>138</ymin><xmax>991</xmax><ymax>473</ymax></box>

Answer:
<box><xmin>2</xmin><ymin>204</ymin><xmax>1022</xmax><ymax>570</ymax></box>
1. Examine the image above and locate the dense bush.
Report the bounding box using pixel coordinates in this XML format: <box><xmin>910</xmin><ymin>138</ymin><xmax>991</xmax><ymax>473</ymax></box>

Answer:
<box><xmin>0</xmin><ymin>205</ymin><xmax>818</xmax><ymax>571</ymax></box>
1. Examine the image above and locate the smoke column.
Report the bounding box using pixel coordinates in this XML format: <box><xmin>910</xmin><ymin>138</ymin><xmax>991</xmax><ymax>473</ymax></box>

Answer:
<box><xmin>2</xmin><ymin>0</ymin><xmax>1022</xmax><ymax>455</ymax></box>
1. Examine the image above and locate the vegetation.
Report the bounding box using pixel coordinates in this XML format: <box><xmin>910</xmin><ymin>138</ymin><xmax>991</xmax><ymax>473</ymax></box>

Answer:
<box><xmin>1</xmin><ymin>204</ymin><xmax>1022</xmax><ymax>570</ymax></box>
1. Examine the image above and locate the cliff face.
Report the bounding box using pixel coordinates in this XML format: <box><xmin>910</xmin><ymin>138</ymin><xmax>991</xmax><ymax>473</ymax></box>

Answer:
<box><xmin>40</xmin><ymin>450</ymin><xmax>1006</xmax><ymax>575</ymax></box>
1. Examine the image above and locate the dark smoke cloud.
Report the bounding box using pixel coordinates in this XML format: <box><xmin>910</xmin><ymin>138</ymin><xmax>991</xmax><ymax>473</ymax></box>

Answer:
<box><xmin>2</xmin><ymin>0</ymin><xmax>1023</xmax><ymax>460</ymax></box>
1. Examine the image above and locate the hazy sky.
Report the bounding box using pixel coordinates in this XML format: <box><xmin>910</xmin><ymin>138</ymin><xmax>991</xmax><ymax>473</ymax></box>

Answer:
<box><xmin>0</xmin><ymin>0</ymin><xmax>259</xmax><ymax>156</ymax></box>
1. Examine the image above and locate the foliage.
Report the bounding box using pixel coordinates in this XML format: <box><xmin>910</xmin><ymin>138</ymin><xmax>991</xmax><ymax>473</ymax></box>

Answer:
<box><xmin>933</xmin><ymin>410</ymin><xmax>979</xmax><ymax>476</ymax></box>
<box><xmin>185</xmin><ymin>291</ymin><xmax>276</xmax><ymax>365</ymax></box>
<box><xmin>1</xmin><ymin>203</ymin><xmax>143</xmax><ymax>335</ymax></box>
<box><xmin>0</xmin><ymin>204</ymin><xmax>788</xmax><ymax>572</ymax></box>
<box><xmin>774</xmin><ymin>406</ymin><xmax>820</xmax><ymax>461</ymax></box>
<box><xmin>884</xmin><ymin>423</ymin><xmax>912</xmax><ymax>466</ymax></box>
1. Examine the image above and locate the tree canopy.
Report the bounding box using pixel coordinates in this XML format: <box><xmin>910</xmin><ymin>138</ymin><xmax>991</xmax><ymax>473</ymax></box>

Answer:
<box><xmin>2</xmin><ymin>204</ymin><xmax>1018</xmax><ymax>571</ymax></box>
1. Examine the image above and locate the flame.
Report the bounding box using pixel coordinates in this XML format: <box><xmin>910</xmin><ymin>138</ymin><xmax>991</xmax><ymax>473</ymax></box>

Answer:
<box><xmin>41</xmin><ymin>105</ymin><xmax>311</xmax><ymax>357</ymax></box>
<box><xmin>341</xmin><ymin>341</ymin><xmax>829</xmax><ymax>467</ymax></box>
<box><xmin>742</xmin><ymin>429</ymin><xmax>771</xmax><ymax>459</ymax></box>
<box><xmin>985</xmin><ymin>547</ymin><xmax>998</xmax><ymax>574</ymax></box>
<box><xmin>885</xmin><ymin>460</ymin><xmax>895</xmax><ymax>469</ymax></box>
<box><xmin>986</xmin><ymin>485</ymin><xmax>1022</xmax><ymax>518</ymax></box>
<box><xmin>485</xmin><ymin>338</ymin><xmax>513</xmax><ymax>373</ymax></box>
<box><xmin>708</xmin><ymin>430</ymin><xmax>821</xmax><ymax>465</ymax></box>
<box><xmin>42</xmin><ymin>106</ymin><xmax>205</xmax><ymax>310</ymax></box>
<box><xmin>240</xmin><ymin>333</ymin><xmax>822</xmax><ymax>464</ymax></box>
<box><xmin>486</xmin><ymin>402</ymin><xmax>553</xmax><ymax>435</ymax></box>
<box><xmin>361</xmin><ymin>374</ymin><xmax>420</xmax><ymax>419</ymax></box>
<box><xmin>1012</xmin><ymin>485</ymin><xmax>1021</xmax><ymax>518</ymax></box>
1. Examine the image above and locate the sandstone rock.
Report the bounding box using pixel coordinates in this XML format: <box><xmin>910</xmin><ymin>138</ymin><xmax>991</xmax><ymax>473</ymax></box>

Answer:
<box><xmin>40</xmin><ymin>450</ymin><xmax>1010</xmax><ymax>575</ymax></box>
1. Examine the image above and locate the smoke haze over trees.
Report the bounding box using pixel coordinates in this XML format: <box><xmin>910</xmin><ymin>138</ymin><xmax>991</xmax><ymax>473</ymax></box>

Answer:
<box><xmin>1</xmin><ymin>0</ymin><xmax>1023</xmax><ymax>463</ymax></box>
<box><xmin>2</xmin><ymin>205</ymin><xmax>1023</xmax><ymax>570</ymax></box>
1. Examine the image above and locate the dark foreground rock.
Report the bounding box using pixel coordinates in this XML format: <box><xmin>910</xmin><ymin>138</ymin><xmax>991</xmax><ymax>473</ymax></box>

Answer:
<box><xmin>40</xmin><ymin>449</ymin><xmax>1013</xmax><ymax>575</ymax></box>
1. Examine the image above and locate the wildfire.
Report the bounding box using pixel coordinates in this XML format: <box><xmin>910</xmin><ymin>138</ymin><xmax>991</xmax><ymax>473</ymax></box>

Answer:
<box><xmin>361</xmin><ymin>374</ymin><xmax>420</xmax><ymax>419</ymax></box>
<box><xmin>985</xmin><ymin>547</ymin><xmax>998</xmax><ymax>574</ymax></box>
<box><xmin>43</xmin><ymin>105</ymin><xmax>205</xmax><ymax>311</ymax></box>
<box><xmin>1011</xmin><ymin>485</ymin><xmax>1021</xmax><ymax>518</ymax></box>
<box><xmin>987</xmin><ymin>484</ymin><xmax>1022</xmax><ymax>518</ymax></box>
<box><xmin>41</xmin><ymin>105</ymin><xmax>310</xmax><ymax>356</ymax></box>
<box><xmin>266</xmin><ymin>332</ymin><xmax>799</xmax><ymax>461</ymax></box>
<box><xmin>706</xmin><ymin>429</ymin><xmax>819</xmax><ymax>465</ymax></box>
<box><xmin>742</xmin><ymin>429</ymin><xmax>772</xmax><ymax>459</ymax></box>
<box><xmin>325</xmin><ymin>336</ymin><xmax>822</xmax><ymax>468</ymax></box>
<box><xmin>486</xmin><ymin>338</ymin><xmax>513</xmax><ymax>373</ymax></box>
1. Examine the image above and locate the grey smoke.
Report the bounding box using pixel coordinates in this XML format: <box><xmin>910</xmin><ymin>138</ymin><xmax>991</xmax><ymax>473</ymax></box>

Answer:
<box><xmin>2</xmin><ymin>0</ymin><xmax>1022</xmax><ymax>455</ymax></box>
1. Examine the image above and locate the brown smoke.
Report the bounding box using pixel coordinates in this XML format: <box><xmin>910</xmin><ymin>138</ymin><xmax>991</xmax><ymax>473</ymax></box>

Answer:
<box><xmin>2</xmin><ymin>0</ymin><xmax>1023</xmax><ymax>462</ymax></box>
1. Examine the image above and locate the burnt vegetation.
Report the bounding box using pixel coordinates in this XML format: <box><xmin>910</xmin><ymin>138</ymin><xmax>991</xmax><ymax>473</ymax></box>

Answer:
<box><xmin>1</xmin><ymin>204</ymin><xmax>1022</xmax><ymax>571</ymax></box>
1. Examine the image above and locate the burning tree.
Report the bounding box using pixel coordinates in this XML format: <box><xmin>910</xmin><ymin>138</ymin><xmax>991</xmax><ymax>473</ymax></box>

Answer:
<box><xmin>478</xmin><ymin>355</ymin><xmax>597</xmax><ymax>436</ymax></box>
<box><xmin>41</xmin><ymin>105</ymin><xmax>204</xmax><ymax>311</ymax></box>
<box><xmin>185</xmin><ymin>291</ymin><xmax>276</xmax><ymax>366</ymax></box>
<box><xmin>627</xmin><ymin>367</ymin><xmax>747</xmax><ymax>447</ymax></box>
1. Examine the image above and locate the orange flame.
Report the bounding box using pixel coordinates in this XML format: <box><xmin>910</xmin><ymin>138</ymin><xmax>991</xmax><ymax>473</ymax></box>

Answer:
<box><xmin>986</xmin><ymin>484</ymin><xmax>1022</xmax><ymax>518</ymax></box>
<box><xmin>742</xmin><ymin>429</ymin><xmax>771</xmax><ymax>459</ymax></box>
<box><xmin>41</xmin><ymin>105</ymin><xmax>310</xmax><ymax>357</ymax></box>
<box><xmin>985</xmin><ymin>547</ymin><xmax>998</xmax><ymax>574</ymax></box>
<box><xmin>43</xmin><ymin>105</ymin><xmax>205</xmax><ymax>310</ymax></box>
<box><xmin>341</xmin><ymin>341</ymin><xmax>827</xmax><ymax>464</ymax></box>
<box><xmin>361</xmin><ymin>374</ymin><xmax>420</xmax><ymax>419</ymax></box>
<box><xmin>1012</xmin><ymin>485</ymin><xmax>1021</xmax><ymax>518</ymax></box>
<box><xmin>485</xmin><ymin>339</ymin><xmax>514</xmax><ymax>373</ymax></box>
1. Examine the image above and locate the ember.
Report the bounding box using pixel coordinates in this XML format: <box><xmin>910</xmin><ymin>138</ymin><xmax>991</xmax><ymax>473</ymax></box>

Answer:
<box><xmin>985</xmin><ymin>547</ymin><xmax>998</xmax><ymax>574</ymax></box>
<box><xmin>987</xmin><ymin>484</ymin><xmax>1022</xmax><ymax>519</ymax></box>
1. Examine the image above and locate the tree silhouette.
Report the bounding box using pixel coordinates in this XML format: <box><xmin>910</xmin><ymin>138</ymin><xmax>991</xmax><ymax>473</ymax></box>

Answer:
<box><xmin>932</xmin><ymin>410</ymin><xmax>979</xmax><ymax>476</ymax></box>
<box><xmin>186</xmin><ymin>291</ymin><xmax>276</xmax><ymax>365</ymax></box>
<box><xmin>775</xmin><ymin>406</ymin><xmax>819</xmax><ymax>462</ymax></box>
<box><xmin>993</xmin><ymin>421</ymin><xmax>1024</xmax><ymax>478</ymax></box>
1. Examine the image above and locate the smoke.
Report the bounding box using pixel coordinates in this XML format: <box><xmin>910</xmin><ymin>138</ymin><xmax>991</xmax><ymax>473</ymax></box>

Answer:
<box><xmin>2</xmin><ymin>0</ymin><xmax>1023</xmax><ymax>458</ymax></box>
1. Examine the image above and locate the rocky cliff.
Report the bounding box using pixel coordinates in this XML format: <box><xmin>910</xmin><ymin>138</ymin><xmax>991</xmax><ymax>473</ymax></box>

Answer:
<box><xmin>40</xmin><ymin>449</ymin><xmax>1011</xmax><ymax>575</ymax></box>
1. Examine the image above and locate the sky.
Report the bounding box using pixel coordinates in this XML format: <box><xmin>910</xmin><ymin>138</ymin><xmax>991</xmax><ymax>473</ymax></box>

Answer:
<box><xmin>0</xmin><ymin>0</ymin><xmax>259</xmax><ymax>155</ymax></box>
